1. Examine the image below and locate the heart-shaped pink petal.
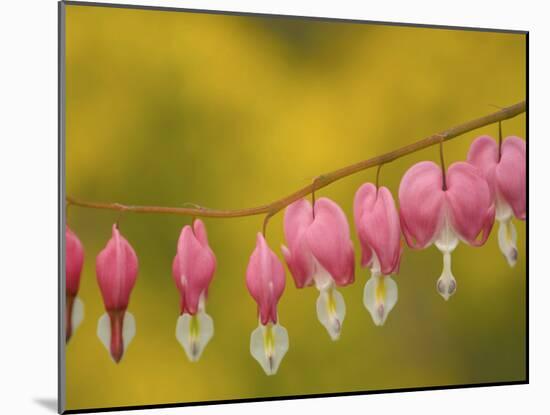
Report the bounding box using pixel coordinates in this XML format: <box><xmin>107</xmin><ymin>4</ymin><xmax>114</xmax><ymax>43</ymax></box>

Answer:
<box><xmin>354</xmin><ymin>183</ymin><xmax>402</xmax><ymax>275</ymax></box>
<box><xmin>445</xmin><ymin>162</ymin><xmax>495</xmax><ymax>246</ymax></box>
<box><xmin>398</xmin><ymin>161</ymin><xmax>446</xmax><ymax>249</ymax></box>
<box><xmin>496</xmin><ymin>136</ymin><xmax>526</xmax><ymax>220</ymax></box>
<box><xmin>282</xmin><ymin>199</ymin><xmax>315</xmax><ymax>288</ymax></box>
<box><xmin>305</xmin><ymin>198</ymin><xmax>355</xmax><ymax>287</ymax></box>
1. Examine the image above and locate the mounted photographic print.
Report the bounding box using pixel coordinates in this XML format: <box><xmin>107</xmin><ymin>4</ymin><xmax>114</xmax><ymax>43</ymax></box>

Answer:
<box><xmin>59</xmin><ymin>1</ymin><xmax>528</xmax><ymax>413</ymax></box>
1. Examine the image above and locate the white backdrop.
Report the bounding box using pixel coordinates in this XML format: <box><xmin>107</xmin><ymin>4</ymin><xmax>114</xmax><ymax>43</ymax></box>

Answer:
<box><xmin>0</xmin><ymin>0</ymin><xmax>544</xmax><ymax>414</ymax></box>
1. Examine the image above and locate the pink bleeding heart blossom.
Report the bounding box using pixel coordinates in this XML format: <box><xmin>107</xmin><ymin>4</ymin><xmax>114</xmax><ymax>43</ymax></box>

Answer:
<box><xmin>172</xmin><ymin>219</ymin><xmax>216</xmax><ymax>361</ymax></box>
<box><xmin>96</xmin><ymin>224</ymin><xmax>138</xmax><ymax>363</ymax></box>
<box><xmin>467</xmin><ymin>135</ymin><xmax>526</xmax><ymax>266</ymax></box>
<box><xmin>246</xmin><ymin>233</ymin><xmax>288</xmax><ymax>376</ymax></box>
<box><xmin>172</xmin><ymin>219</ymin><xmax>216</xmax><ymax>315</ymax></box>
<box><xmin>66</xmin><ymin>226</ymin><xmax>84</xmax><ymax>342</ymax></box>
<box><xmin>247</xmin><ymin>233</ymin><xmax>286</xmax><ymax>325</ymax></box>
<box><xmin>354</xmin><ymin>183</ymin><xmax>402</xmax><ymax>325</ymax></box>
<box><xmin>399</xmin><ymin>161</ymin><xmax>495</xmax><ymax>300</ymax></box>
<box><xmin>282</xmin><ymin>197</ymin><xmax>354</xmax><ymax>340</ymax></box>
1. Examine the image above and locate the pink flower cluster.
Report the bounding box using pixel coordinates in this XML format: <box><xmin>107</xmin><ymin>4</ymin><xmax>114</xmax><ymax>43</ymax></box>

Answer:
<box><xmin>65</xmin><ymin>135</ymin><xmax>525</xmax><ymax>374</ymax></box>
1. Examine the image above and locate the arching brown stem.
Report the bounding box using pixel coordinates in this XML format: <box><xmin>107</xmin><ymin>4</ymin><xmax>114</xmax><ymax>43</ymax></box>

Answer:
<box><xmin>66</xmin><ymin>100</ymin><xmax>525</xmax><ymax>219</ymax></box>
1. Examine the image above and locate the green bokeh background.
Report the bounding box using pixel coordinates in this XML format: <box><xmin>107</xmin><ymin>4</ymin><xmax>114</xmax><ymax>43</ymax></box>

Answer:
<box><xmin>64</xmin><ymin>4</ymin><xmax>527</xmax><ymax>411</ymax></box>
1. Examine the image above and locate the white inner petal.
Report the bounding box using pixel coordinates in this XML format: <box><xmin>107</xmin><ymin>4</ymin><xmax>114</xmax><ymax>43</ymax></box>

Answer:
<box><xmin>370</xmin><ymin>253</ymin><xmax>381</xmax><ymax>274</ymax></box>
<box><xmin>197</xmin><ymin>291</ymin><xmax>206</xmax><ymax>313</ymax></box>
<box><xmin>316</xmin><ymin>285</ymin><xmax>346</xmax><ymax>341</ymax></box>
<box><xmin>436</xmin><ymin>252</ymin><xmax>457</xmax><ymax>301</ymax></box>
<box><xmin>175</xmin><ymin>310</ymin><xmax>214</xmax><ymax>362</ymax></box>
<box><xmin>498</xmin><ymin>219</ymin><xmax>518</xmax><ymax>267</ymax></box>
<box><xmin>71</xmin><ymin>296</ymin><xmax>85</xmax><ymax>334</ymax></box>
<box><xmin>250</xmin><ymin>322</ymin><xmax>289</xmax><ymax>376</ymax></box>
<box><xmin>309</xmin><ymin>258</ymin><xmax>347</xmax><ymax>340</ymax></box>
<box><xmin>363</xmin><ymin>273</ymin><xmax>398</xmax><ymax>326</ymax></box>
<box><xmin>434</xmin><ymin>215</ymin><xmax>459</xmax><ymax>254</ymax></box>
<box><xmin>312</xmin><ymin>258</ymin><xmax>333</xmax><ymax>292</ymax></box>
<box><xmin>433</xmin><ymin>214</ymin><xmax>459</xmax><ymax>301</ymax></box>
<box><xmin>122</xmin><ymin>312</ymin><xmax>136</xmax><ymax>352</ymax></box>
<box><xmin>97</xmin><ymin>313</ymin><xmax>110</xmax><ymax>354</ymax></box>
<box><xmin>495</xmin><ymin>198</ymin><xmax>514</xmax><ymax>222</ymax></box>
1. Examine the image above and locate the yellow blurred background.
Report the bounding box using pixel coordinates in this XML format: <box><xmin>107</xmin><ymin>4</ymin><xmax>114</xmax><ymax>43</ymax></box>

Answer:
<box><xmin>64</xmin><ymin>4</ymin><xmax>526</xmax><ymax>411</ymax></box>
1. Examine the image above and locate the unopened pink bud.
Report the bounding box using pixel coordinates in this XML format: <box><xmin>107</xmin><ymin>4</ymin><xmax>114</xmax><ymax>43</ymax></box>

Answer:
<box><xmin>66</xmin><ymin>226</ymin><xmax>84</xmax><ymax>342</ymax></box>
<box><xmin>96</xmin><ymin>224</ymin><xmax>138</xmax><ymax>363</ymax></box>
<box><xmin>172</xmin><ymin>219</ymin><xmax>216</xmax><ymax>315</ymax></box>
<box><xmin>246</xmin><ymin>233</ymin><xmax>286</xmax><ymax>325</ymax></box>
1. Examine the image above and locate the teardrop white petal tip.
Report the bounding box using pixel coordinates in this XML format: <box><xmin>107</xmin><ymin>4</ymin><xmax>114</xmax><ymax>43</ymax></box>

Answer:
<box><xmin>71</xmin><ymin>296</ymin><xmax>85</xmax><ymax>334</ymax></box>
<box><xmin>175</xmin><ymin>311</ymin><xmax>214</xmax><ymax>362</ymax></box>
<box><xmin>250</xmin><ymin>322</ymin><xmax>289</xmax><ymax>376</ymax></box>
<box><xmin>363</xmin><ymin>275</ymin><xmax>398</xmax><ymax>326</ymax></box>
<box><xmin>97</xmin><ymin>311</ymin><xmax>136</xmax><ymax>363</ymax></box>
<box><xmin>437</xmin><ymin>252</ymin><xmax>457</xmax><ymax>301</ymax></box>
<box><xmin>122</xmin><ymin>312</ymin><xmax>136</xmax><ymax>351</ymax></box>
<box><xmin>498</xmin><ymin>219</ymin><xmax>518</xmax><ymax>267</ymax></box>
<box><xmin>316</xmin><ymin>287</ymin><xmax>345</xmax><ymax>340</ymax></box>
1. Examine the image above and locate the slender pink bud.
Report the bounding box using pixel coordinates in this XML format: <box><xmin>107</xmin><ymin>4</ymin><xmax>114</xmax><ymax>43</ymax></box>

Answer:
<box><xmin>247</xmin><ymin>234</ymin><xmax>289</xmax><ymax>376</ymax></box>
<box><xmin>66</xmin><ymin>226</ymin><xmax>84</xmax><ymax>296</ymax></box>
<box><xmin>66</xmin><ymin>226</ymin><xmax>84</xmax><ymax>342</ymax></box>
<box><xmin>96</xmin><ymin>224</ymin><xmax>138</xmax><ymax>363</ymax></box>
<box><xmin>172</xmin><ymin>219</ymin><xmax>216</xmax><ymax>315</ymax></box>
<box><xmin>172</xmin><ymin>220</ymin><xmax>217</xmax><ymax>362</ymax></box>
<box><xmin>246</xmin><ymin>233</ymin><xmax>286</xmax><ymax>325</ymax></box>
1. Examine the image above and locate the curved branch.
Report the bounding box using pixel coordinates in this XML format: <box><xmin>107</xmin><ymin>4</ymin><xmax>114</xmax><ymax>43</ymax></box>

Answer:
<box><xmin>66</xmin><ymin>100</ymin><xmax>526</xmax><ymax>218</ymax></box>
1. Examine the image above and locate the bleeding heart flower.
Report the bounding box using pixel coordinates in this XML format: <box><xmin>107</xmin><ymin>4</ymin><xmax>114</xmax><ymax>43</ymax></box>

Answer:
<box><xmin>281</xmin><ymin>197</ymin><xmax>355</xmax><ymax>340</ymax></box>
<box><xmin>172</xmin><ymin>219</ymin><xmax>216</xmax><ymax>362</ymax></box>
<box><xmin>399</xmin><ymin>161</ymin><xmax>495</xmax><ymax>300</ymax></box>
<box><xmin>96</xmin><ymin>224</ymin><xmax>138</xmax><ymax>363</ymax></box>
<box><xmin>66</xmin><ymin>226</ymin><xmax>85</xmax><ymax>342</ymax></box>
<box><xmin>246</xmin><ymin>233</ymin><xmax>288</xmax><ymax>376</ymax></box>
<box><xmin>354</xmin><ymin>184</ymin><xmax>402</xmax><ymax>326</ymax></box>
<box><xmin>467</xmin><ymin>135</ymin><xmax>526</xmax><ymax>266</ymax></box>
